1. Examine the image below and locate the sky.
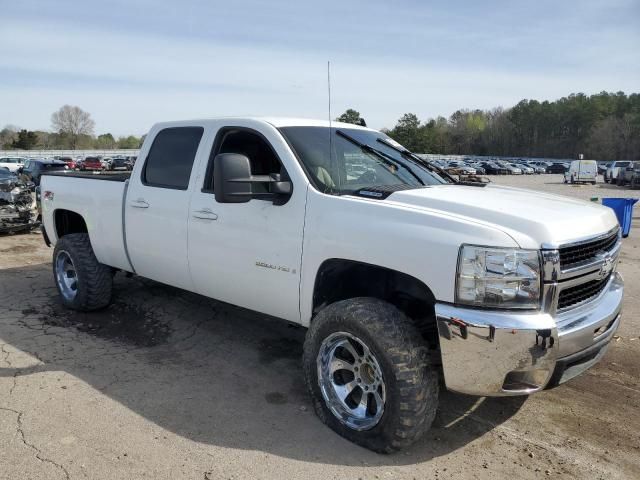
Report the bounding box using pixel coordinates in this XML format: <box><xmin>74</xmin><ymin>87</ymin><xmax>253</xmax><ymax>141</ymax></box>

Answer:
<box><xmin>1</xmin><ymin>0</ymin><xmax>639</xmax><ymax>136</ymax></box>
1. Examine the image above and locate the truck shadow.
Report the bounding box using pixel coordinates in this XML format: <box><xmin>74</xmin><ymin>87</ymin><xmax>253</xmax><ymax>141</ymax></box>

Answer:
<box><xmin>0</xmin><ymin>263</ymin><xmax>526</xmax><ymax>466</ymax></box>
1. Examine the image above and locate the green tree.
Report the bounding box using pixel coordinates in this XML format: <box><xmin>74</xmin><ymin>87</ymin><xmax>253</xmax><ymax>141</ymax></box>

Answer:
<box><xmin>95</xmin><ymin>133</ymin><xmax>116</xmax><ymax>149</ymax></box>
<box><xmin>117</xmin><ymin>135</ymin><xmax>142</xmax><ymax>149</ymax></box>
<box><xmin>11</xmin><ymin>130</ymin><xmax>38</xmax><ymax>150</ymax></box>
<box><xmin>336</xmin><ymin>108</ymin><xmax>364</xmax><ymax>125</ymax></box>
<box><xmin>386</xmin><ymin>113</ymin><xmax>425</xmax><ymax>151</ymax></box>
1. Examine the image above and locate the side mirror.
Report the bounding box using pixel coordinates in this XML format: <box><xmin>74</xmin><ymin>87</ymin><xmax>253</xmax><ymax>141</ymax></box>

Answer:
<box><xmin>213</xmin><ymin>153</ymin><xmax>293</xmax><ymax>204</ymax></box>
<box><xmin>214</xmin><ymin>153</ymin><xmax>253</xmax><ymax>203</ymax></box>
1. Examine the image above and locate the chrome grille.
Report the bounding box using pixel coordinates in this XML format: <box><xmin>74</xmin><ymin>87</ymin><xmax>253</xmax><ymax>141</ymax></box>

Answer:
<box><xmin>557</xmin><ymin>274</ymin><xmax>611</xmax><ymax>310</ymax></box>
<box><xmin>558</xmin><ymin>229</ymin><xmax>619</xmax><ymax>269</ymax></box>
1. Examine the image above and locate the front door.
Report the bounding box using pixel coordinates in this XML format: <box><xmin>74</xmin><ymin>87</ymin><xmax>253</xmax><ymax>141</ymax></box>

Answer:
<box><xmin>188</xmin><ymin>126</ymin><xmax>306</xmax><ymax>323</ymax></box>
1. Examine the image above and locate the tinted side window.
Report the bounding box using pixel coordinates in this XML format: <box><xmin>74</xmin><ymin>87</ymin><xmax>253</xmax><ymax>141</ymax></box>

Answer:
<box><xmin>202</xmin><ymin>128</ymin><xmax>283</xmax><ymax>193</ymax></box>
<box><xmin>143</xmin><ymin>127</ymin><xmax>204</xmax><ymax>189</ymax></box>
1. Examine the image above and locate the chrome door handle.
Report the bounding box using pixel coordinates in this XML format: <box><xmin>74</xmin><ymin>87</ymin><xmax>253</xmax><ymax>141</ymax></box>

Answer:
<box><xmin>130</xmin><ymin>198</ymin><xmax>149</xmax><ymax>208</ymax></box>
<box><xmin>192</xmin><ymin>208</ymin><xmax>218</xmax><ymax>220</ymax></box>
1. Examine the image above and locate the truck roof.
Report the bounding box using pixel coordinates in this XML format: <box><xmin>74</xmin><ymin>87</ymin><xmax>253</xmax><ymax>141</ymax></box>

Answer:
<box><xmin>150</xmin><ymin>117</ymin><xmax>375</xmax><ymax>131</ymax></box>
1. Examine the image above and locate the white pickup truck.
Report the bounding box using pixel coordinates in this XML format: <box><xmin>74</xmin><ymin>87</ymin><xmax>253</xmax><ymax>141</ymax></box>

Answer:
<box><xmin>40</xmin><ymin>118</ymin><xmax>623</xmax><ymax>453</ymax></box>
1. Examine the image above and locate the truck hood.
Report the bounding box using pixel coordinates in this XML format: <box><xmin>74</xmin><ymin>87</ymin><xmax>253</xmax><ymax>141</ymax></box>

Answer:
<box><xmin>386</xmin><ymin>184</ymin><xmax>619</xmax><ymax>249</ymax></box>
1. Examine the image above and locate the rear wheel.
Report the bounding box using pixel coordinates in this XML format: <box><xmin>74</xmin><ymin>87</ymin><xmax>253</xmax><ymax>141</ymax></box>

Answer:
<box><xmin>53</xmin><ymin>233</ymin><xmax>113</xmax><ymax>311</ymax></box>
<box><xmin>303</xmin><ymin>297</ymin><xmax>439</xmax><ymax>453</ymax></box>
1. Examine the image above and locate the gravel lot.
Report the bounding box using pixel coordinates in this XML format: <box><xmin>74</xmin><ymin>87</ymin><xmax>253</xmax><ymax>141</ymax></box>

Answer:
<box><xmin>487</xmin><ymin>173</ymin><xmax>638</xmax><ymax>202</ymax></box>
<box><xmin>1</xmin><ymin>175</ymin><xmax>639</xmax><ymax>479</ymax></box>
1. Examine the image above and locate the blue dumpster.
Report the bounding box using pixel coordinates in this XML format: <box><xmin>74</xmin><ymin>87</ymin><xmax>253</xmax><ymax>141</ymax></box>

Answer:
<box><xmin>602</xmin><ymin>198</ymin><xmax>638</xmax><ymax>237</ymax></box>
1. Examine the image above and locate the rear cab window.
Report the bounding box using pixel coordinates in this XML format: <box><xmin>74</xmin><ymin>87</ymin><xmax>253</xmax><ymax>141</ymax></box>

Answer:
<box><xmin>142</xmin><ymin>127</ymin><xmax>204</xmax><ymax>190</ymax></box>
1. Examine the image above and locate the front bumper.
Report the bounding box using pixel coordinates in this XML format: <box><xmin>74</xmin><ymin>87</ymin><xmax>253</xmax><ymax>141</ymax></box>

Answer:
<box><xmin>436</xmin><ymin>272</ymin><xmax>623</xmax><ymax>396</ymax></box>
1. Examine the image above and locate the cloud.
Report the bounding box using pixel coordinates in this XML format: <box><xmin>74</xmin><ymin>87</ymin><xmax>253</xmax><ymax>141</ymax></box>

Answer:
<box><xmin>0</xmin><ymin>1</ymin><xmax>638</xmax><ymax>135</ymax></box>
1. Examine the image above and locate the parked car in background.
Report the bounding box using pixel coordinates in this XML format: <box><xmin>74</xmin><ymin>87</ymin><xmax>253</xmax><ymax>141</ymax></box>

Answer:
<box><xmin>528</xmin><ymin>161</ymin><xmax>550</xmax><ymax>172</ymax></box>
<box><xmin>605</xmin><ymin>161</ymin><xmax>632</xmax><ymax>184</ymax></box>
<box><xmin>478</xmin><ymin>162</ymin><xmax>507</xmax><ymax>174</ymax></box>
<box><xmin>500</xmin><ymin>163</ymin><xmax>522</xmax><ymax>174</ymax></box>
<box><xmin>58</xmin><ymin>156</ymin><xmax>78</xmax><ymax>170</ymax></box>
<box><xmin>614</xmin><ymin>162</ymin><xmax>636</xmax><ymax>186</ymax></box>
<box><xmin>18</xmin><ymin>159</ymin><xmax>68</xmax><ymax>186</ymax></box>
<box><xmin>598</xmin><ymin>162</ymin><xmax>611</xmax><ymax>175</ymax></box>
<box><xmin>109</xmin><ymin>157</ymin><xmax>132</xmax><ymax>171</ymax></box>
<box><xmin>513</xmin><ymin>163</ymin><xmax>534</xmax><ymax>174</ymax></box>
<box><xmin>564</xmin><ymin>160</ymin><xmax>597</xmax><ymax>184</ymax></box>
<box><xmin>78</xmin><ymin>156</ymin><xmax>103</xmax><ymax>171</ymax></box>
<box><xmin>546</xmin><ymin>162</ymin><xmax>568</xmax><ymax>174</ymax></box>
<box><xmin>444</xmin><ymin>162</ymin><xmax>476</xmax><ymax>175</ymax></box>
<box><xmin>0</xmin><ymin>166</ymin><xmax>37</xmax><ymax>233</ymax></box>
<box><xmin>0</xmin><ymin>156</ymin><xmax>25</xmax><ymax>173</ymax></box>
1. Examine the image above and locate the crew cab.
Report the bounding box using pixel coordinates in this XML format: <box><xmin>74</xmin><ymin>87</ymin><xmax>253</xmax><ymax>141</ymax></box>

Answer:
<box><xmin>40</xmin><ymin>118</ymin><xmax>624</xmax><ymax>453</ymax></box>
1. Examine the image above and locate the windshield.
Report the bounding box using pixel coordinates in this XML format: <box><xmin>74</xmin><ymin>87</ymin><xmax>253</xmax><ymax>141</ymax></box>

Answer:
<box><xmin>279</xmin><ymin>127</ymin><xmax>448</xmax><ymax>195</ymax></box>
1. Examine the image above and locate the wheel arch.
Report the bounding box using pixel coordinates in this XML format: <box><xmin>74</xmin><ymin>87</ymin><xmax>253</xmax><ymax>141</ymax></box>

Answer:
<box><xmin>311</xmin><ymin>258</ymin><xmax>439</xmax><ymax>348</ymax></box>
<box><xmin>53</xmin><ymin>209</ymin><xmax>88</xmax><ymax>240</ymax></box>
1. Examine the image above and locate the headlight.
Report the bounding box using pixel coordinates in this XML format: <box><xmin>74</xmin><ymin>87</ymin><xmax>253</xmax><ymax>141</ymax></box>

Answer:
<box><xmin>11</xmin><ymin>187</ymin><xmax>21</xmax><ymax>194</ymax></box>
<box><xmin>456</xmin><ymin>245</ymin><xmax>541</xmax><ymax>309</ymax></box>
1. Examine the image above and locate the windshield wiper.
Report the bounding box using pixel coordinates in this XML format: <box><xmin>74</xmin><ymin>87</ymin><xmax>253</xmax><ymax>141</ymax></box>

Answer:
<box><xmin>376</xmin><ymin>138</ymin><xmax>456</xmax><ymax>183</ymax></box>
<box><xmin>336</xmin><ymin>130</ymin><xmax>425</xmax><ymax>186</ymax></box>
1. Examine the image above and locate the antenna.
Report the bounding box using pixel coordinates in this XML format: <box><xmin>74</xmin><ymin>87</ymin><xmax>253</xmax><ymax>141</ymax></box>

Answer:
<box><xmin>327</xmin><ymin>61</ymin><xmax>332</xmax><ymax>126</ymax></box>
<box><xmin>327</xmin><ymin>60</ymin><xmax>333</xmax><ymax>148</ymax></box>
<box><xmin>327</xmin><ymin>61</ymin><xmax>336</xmax><ymax>191</ymax></box>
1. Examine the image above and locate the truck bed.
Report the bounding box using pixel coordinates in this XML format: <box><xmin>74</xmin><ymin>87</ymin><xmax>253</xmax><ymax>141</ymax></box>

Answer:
<box><xmin>40</xmin><ymin>174</ymin><xmax>133</xmax><ymax>272</ymax></box>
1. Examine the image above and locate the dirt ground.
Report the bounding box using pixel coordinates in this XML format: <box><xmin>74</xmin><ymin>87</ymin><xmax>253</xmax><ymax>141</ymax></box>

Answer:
<box><xmin>1</xmin><ymin>175</ymin><xmax>639</xmax><ymax>479</ymax></box>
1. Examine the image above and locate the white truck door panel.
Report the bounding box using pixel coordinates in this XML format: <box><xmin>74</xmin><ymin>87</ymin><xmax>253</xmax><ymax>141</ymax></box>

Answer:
<box><xmin>126</xmin><ymin>126</ymin><xmax>207</xmax><ymax>291</ymax></box>
<box><xmin>188</xmin><ymin>125</ymin><xmax>306</xmax><ymax>323</ymax></box>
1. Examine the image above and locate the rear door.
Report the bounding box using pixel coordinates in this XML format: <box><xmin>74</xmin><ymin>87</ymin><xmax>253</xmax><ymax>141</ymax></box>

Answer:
<box><xmin>583</xmin><ymin>161</ymin><xmax>597</xmax><ymax>179</ymax></box>
<box><xmin>125</xmin><ymin>125</ymin><xmax>208</xmax><ymax>291</ymax></box>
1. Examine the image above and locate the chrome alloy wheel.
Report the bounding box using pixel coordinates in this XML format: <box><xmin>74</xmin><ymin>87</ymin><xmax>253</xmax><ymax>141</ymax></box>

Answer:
<box><xmin>55</xmin><ymin>250</ymin><xmax>78</xmax><ymax>301</ymax></box>
<box><xmin>317</xmin><ymin>332</ymin><xmax>386</xmax><ymax>431</ymax></box>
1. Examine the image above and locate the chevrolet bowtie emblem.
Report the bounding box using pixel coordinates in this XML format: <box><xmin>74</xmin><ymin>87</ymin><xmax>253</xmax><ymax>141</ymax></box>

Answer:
<box><xmin>597</xmin><ymin>254</ymin><xmax>614</xmax><ymax>280</ymax></box>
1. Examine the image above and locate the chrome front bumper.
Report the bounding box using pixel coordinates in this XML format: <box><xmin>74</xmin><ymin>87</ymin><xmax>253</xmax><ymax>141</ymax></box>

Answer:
<box><xmin>436</xmin><ymin>272</ymin><xmax>623</xmax><ymax>396</ymax></box>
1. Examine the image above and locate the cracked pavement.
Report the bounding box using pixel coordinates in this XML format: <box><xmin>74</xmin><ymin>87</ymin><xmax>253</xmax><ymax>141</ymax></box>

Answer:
<box><xmin>1</xmin><ymin>178</ymin><xmax>639</xmax><ymax>479</ymax></box>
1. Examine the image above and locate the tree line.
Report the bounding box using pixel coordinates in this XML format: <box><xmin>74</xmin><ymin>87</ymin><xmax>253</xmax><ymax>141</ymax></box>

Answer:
<box><xmin>3</xmin><ymin>92</ymin><xmax>638</xmax><ymax>160</ymax></box>
<box><xmin>0</xmin><ymin>105</ymin><xmax>143</xmax><ymax>151</ymax></box>
<box><xmin>337</xmin><ymin>91</ymin><xmax>640</xmax><ymax>161</ymax></box>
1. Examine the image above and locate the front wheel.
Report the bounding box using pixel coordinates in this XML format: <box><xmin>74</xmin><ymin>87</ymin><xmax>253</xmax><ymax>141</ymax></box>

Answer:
<box><xmin>53</xmin><ymin>233</ymin><xmax>113</xmax><ymax>311</ymax></box>
<box><xmin>303</xmin><ymin>298</ymin><xmax>439</xmax><ymax>453</ymax></box>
